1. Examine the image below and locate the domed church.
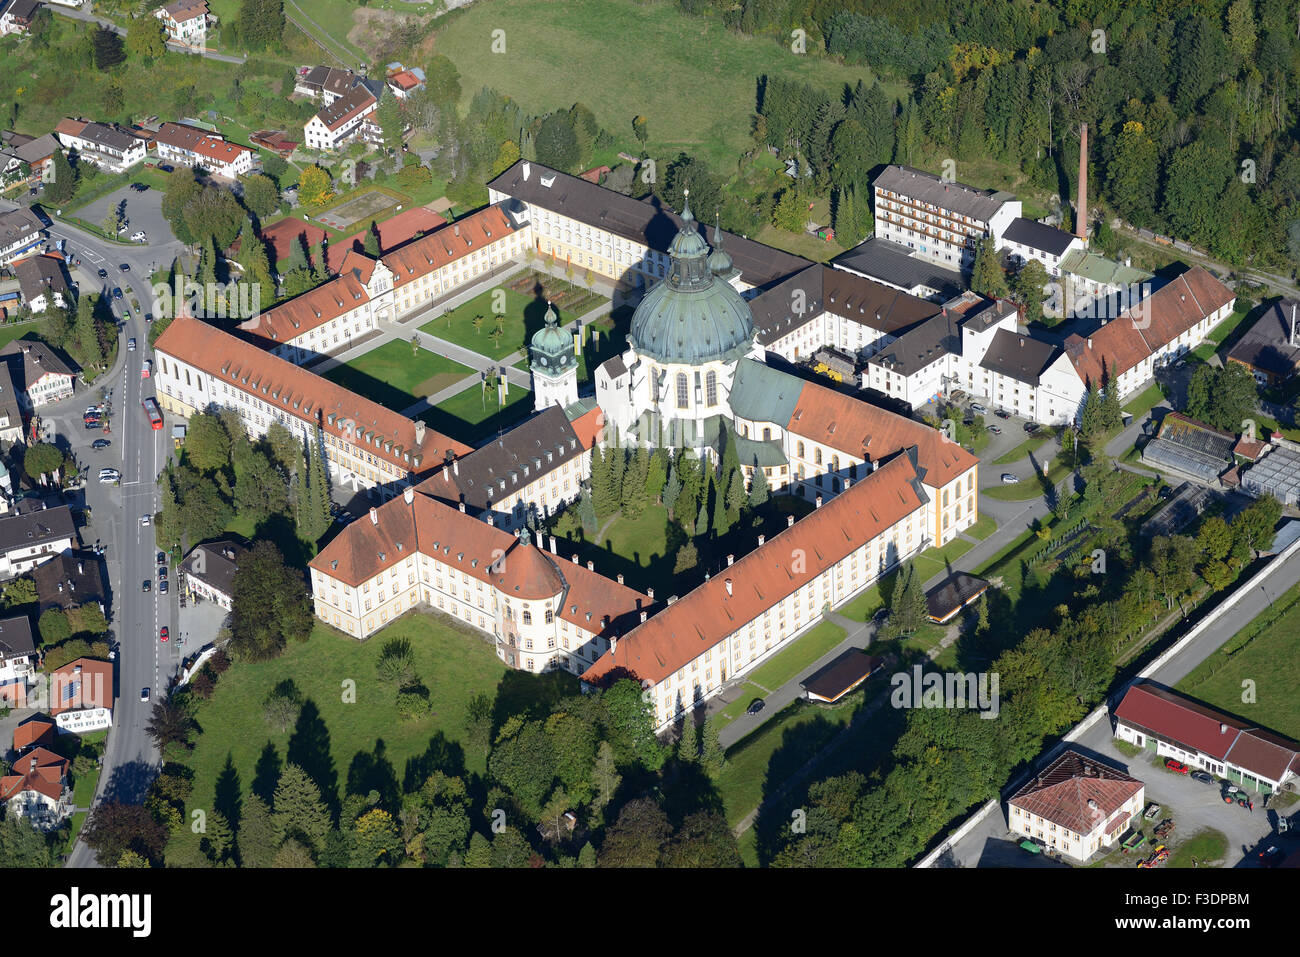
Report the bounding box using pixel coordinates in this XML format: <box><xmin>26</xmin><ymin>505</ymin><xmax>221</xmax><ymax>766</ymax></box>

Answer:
<box><xmin>596</xmin><ymin>193</ymin><xmax>764</xmax><ymax>456</ymax></box>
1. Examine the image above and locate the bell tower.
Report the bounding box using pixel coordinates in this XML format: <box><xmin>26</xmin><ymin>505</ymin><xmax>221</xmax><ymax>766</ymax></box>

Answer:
<box><xmin>529</xmin><ymin>301</ymin><xmax>578</xmax><ymax>412</ymax></box>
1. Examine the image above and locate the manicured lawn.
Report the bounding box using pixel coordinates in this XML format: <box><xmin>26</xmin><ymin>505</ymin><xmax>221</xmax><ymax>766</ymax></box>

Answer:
<box><xmin>836</xmin><ymin>581</ymin><xmax>885</xmax><ymax>624</ymax></box>
<box><xmin>419</xmin><ymin>376</ymin><xmax>535</xmax><ymax>446</ymax></box>
<box><xmin>716</xmin><ymin>695</ymin><xmax>857</xmax><ymax>828</ymax></box>
<box><xmin>72</xmin><ymin>766</ymin><xmax>100</xmax><ymax>808</ymax></box>
<box><xmin>983</xmin><ymin>461</ymin><xmax>1071</xmax><ymax>501</ymax></box>
<box><xmin>0</xmin><ymin>325</ymin><xmax>41</xmax><ymax>351</ymax></box>
<box><xmin>421</xmin><ymin>285</ymin><xmax>547</xmax><ymax>363</ymax></box>
<box><xmin>1177</xmin><ymin>578</ymin><xmax>1300</xmax><ymax>740</ymax></box>
<box><xmin>1167</xmin><ymin>829</ymin><xmax>1229</xmax><ymax>868</ymax></box>
<box><xmin>65</xmin><ymin>811</ymin><xmax>87</xmax><ymax>855</ymax></box>
<box><xmin>321</xmin><ymin>340</ymin><xmax>473</xmax><ymax>413</ymax></box>
<box><xmin>992</xmin><ymin>433</ymin><xmax>1053</xmax><ymax>465</ymax></box>
<box><xmin>1207</xmin><ymin>304</ymin><xmax>1254</xmax><ymax>346</ymax></box>
<box><xmin>912</xmin><ymin>538</ymin><xmax>974</xmax><ymax>581</ymax></box>
<box><xmin>746</xmin><ymin>620</ymin><xmax>846</xmax><ymax>692</ymax></box>
<box><xmin>178</xmin><ymin>613</ymin><xmax>574</xmax><ymax>823</ymax></box>
<box><xmin>433</xmin><ymin>0</ymin><xmax>907</xmax><ymax>171</ymax></box>
<box><xmin>1122</xmin><ymin>382</ymin><xmax>1167</xmax><ymax>419</ymax></box>
<box><xmin>718</xmin><ymin>681</ymin><xmax>769</xmax><ymax>726</ymax></box>
<box><xmin>965</xmin><ymin>514</ymin><xmax>997</xmax><ymax>541</ymax></box>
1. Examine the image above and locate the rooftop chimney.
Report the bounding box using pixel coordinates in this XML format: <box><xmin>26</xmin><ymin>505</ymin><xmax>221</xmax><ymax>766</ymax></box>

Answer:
<box><xmin>535</xmin><ymin>529</ymin><xmax>543</xmax><ymax>548</ymax></box>
<box><xmin>647</xmin><ymin>587</ymin><xmax>654</xmax><ymax>599</ymax></box>
<box><xmin>757</xmin><ymin>534</ymin><xmax>765</xmax><ymax>546</ymax></box>
<box><xmin>586</xmin><ymin>560</ymin><xmax>594</xmax><ymax>571</ymax></box>
<box><xmin>369</xmin><ymin>507</ymin><xmax>378</xmax><ymax>525</ymax></box>
<box><xmin>815</xmin><ymin>495</ymin><xmax>823</xmax><ymax>508</ymax></box>
<box><xmin>414</xmin><ymin>420</ymin><xmax>425</xmax><ymax>446</ymax></box>
<box><xmin>403</xmin><ymin>486</ymin><xmax>414</xmax><ymax>505</ymax></box>
<box><xmin>549</xmin><ymin>535</ymin><xmax>557</xmax><ymax>554</ymax></box>
<box><xmin>1076</xmin><ymin>122</ymin><xmax>1088</xmax><ymax>243</ymax></box>
<box><xmin>572</xmin><ymin>554</ymin><xmax>579</xmax><ymax>564</ymax></box>
<box><xmin>486</xmin><ymin>514</ymin><xmax>494</xmax><ymax>526</ymax></box>
<box><xmin>726</xmin><ymin>554</ymin><xmax>734</xmax><ymax>566</ymax></box>
<box><xmin>453</xmin><ymin>458</ymin><xmax>459</xmax><ymax>476</ymax></box>
<box><xmin>787</xmin><ymin>515</ymin><xmax>794</xmax><ymax>527</ymax></box>
<box><xmin>667</xmin><ymin>595</ymin><xmax>678</xmax><ymax>605</ymax></box>
<box><xmin>522</xmin><ymin>161</ymin><xmax>531</xmax><ymax>180</ymax></box>
<box><xmin>459</xmin><ymin>502</ymin><xmax>466</xmax><ymax>513</ymax></box>
<box><xmin>616</xmin><ymin>573</ymin><xmax>624</xmax><ymax>585</ymax></box>
<box><xmin>640</xmin><ymin>610</ymin><xmax>647</xmax><ymax>622</ymax></box>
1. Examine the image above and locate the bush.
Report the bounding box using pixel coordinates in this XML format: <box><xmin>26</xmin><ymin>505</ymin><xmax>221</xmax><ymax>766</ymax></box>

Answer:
<box><xmin>396</xmin><ymin>682</ymin><xmax>431</xmax><ymax>720</ymax></box>
<box><xmin>376</xmin><ymin>637</ymin><xmax>415</xmax><ymax>685</ymax></box>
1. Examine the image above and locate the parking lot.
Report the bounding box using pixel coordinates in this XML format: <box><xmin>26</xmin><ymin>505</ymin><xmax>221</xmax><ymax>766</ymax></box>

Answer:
<box><xmin>75</xmin><ymin>185</ymin><xmax>176</xmax><ymax>257</ymax></box>
<box><xmin>923</xmin><ymin>395</ymin><xmax>1061</xmax><ymax>488</ymax></box>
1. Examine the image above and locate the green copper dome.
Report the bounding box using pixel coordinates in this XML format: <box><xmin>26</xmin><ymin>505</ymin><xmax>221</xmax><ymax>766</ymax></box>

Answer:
<box><xmin>629</xmin><ymin>195</ymin><xmax>755</xmax><ymax>365</ymax></box>
<box><xmin>530</xmin><ymin>302</ymin><xmax>575</xmax><ymax>375</ymax></box>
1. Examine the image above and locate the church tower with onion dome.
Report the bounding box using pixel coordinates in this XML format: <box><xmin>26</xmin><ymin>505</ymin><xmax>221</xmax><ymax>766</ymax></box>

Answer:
<box><xmin>595</xmin><ymin>191</ymin><xmax>762</xmax><ymax>454</ymax></box>
<box><xmin>529</xmin><ymin>301</ymin><xmax>578</xmax><ymax>412</ymax></box>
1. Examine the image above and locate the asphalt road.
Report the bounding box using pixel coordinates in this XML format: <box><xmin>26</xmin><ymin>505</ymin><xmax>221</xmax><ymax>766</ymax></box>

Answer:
<box><xmin>38</xmin><ymin>216</ymin><xmax>177</xmax><ymax>868</ymax></box>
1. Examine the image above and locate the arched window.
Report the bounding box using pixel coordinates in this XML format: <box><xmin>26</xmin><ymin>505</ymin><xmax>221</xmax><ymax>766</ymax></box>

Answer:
<box><xmin>815</xmin><ymin>448</ymin><xmax>822</xmax><ymax>466</ymax></box>
<box><xmin>522</xmin><ymin>610</ymin><xmax>532</xmax><ymax>625</ymax></box>
<box><xmin>676</xmin><ymin>373</ymin><xmax>688</xmax><ymax>409</ymax></box>
<box><xmin>763</xmin><ymin>427</ymin><xmax>771</xmax><ymax>441</ymax></box>
<box><xmin>943</xmin><ymin>489</ymin><xmax>949</xmax><ymax>506</ymax></box>
<box><xmin>943</xmin><ymin>513</ymin><xmax>949</xmax><ymax>529</ymax></box>
<box><xmin>797</xmin><ymin>441</ymin><xmax>805</xmax><ymax>458</ymax></box>
<box><xmin>830</xmin><ymin>455</ymin><xmax>839</xmax><ymax>473</ymax></box>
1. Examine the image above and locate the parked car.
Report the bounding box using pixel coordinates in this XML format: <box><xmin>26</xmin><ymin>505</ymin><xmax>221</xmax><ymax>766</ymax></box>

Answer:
<box><xmin>1190</xmin><ymin>770</ymin><xmax>1215</xmax><ymax>785</ymax></box>
<box><xmin>158</xmin><ymin>566</ymin><xmax>167</xmax><ymax>581</ymax></box>
<box><xmin>970</xmin><ymin>403</ymin><xmax>988</xmax><ymax>414</ymax></box>
<box><xmin>130</xmin><ymin>231</ymin><xmax>146</xmax><ymax>243</ymax></box>
<box><xmin>995</xmin><ymin>409</ymin><xmax>1011</xmax><ymax>419</ymax></box>
<box><xmin>1260</xmin><ymin>845</ymin><xmax>1283</xmax><ymax>867</ymax></box>
<box><xmin>97</xmin><ymin>468</ymin><xmax>119</xmax><ymax>483</ymax></box>
<box><xmin>140</xmin><ymin>513</ymin><xmax>150</xmax><ymax>527</ymax></box>
<box><xmin>159</xmin><ymin>164</ymin><xmax>173</xmax><ymax>172</ymax></box>
<box><xmin>1164</xmin><ymin>758</ymin><xmax>1190</xmax><ymax>774</ymax></box>
<box><xmin>746</xmin><ymin>698</ymin><xmax>765</xmax><ymax>715</ymax></box>
<box><xmin>1000</xmin><ymin>473</ymin><xmax>1021</xmax><ymax>484</ymax></box>
<box><xmin>157</xmin><ymin>551</ymin><xmax>166</xmax><ymax>565</ymax></box>
<box><xmin>141</xmin><ymin>359</ymin><xmax>152</xmax><ymax>378</ymax></box>
<box><xmin>119</xmin><ymin>263</ymin><xmax>130</xmax><ymax>272</ymax></box>
<box><xmin>1024</xmin><ymin>422</ymin><xmax>1039</xmax><ymax>433</ymax></box>
<box><xmin>92</xmin><ymin>439</ymin><xmax>111</xmax><ymax>450</ymax></box>
<box><xmin>160</xmin><ymin>579</ymin><xmax>168</xmax><ymax>594</ymax></box>
<box><xmin>986</xmin><ymin>425</ymin><xmax>1002</xmax><ymax>434</ymax></box>
<box><xmin>159</xmin><ymin>626</ymin><xmax>168</xmax><ymax>642</ymax></box>
<box><xmin>113</xmin><ymin>287</ymin><xmax>122</xmax><ymax>299</ymax></box>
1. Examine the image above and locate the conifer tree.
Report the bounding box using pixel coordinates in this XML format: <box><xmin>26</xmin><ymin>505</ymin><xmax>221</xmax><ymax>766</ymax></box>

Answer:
<box><xmin>700</xmin><ymin>715</ymin><xmax>725</xmax><ymax>776</ymax></box>
<box><xmin>678</xmin><ymin>712</ymin><xmax>699</xmax><ymax>763</ymax></box>
<box><xmin>695</xmin><ymin>500</ymin><xmax>709</xmax><ymax>538</ymax></box>
<box><xmin>607</xmin><ymin>443</ymin><xmax>626</xmax><ymax>511</ymax></box>
<box><xmin>662</xmin><ymin>461</ymin><xmax>681</xmax><ymax>518</ymax></box>
<box><xmin>725</xmin><ymin>468</ymin><xmax>746</xmax><ymax>517</ymax></box>
<box><xmin>748</xmin><ymin>466</ymin><xmax>770</xmax><ymax>509</ymax></box>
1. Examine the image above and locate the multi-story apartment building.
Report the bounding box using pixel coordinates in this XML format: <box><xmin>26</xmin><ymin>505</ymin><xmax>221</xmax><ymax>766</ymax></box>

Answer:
<box><xmin>155</xmin><ymin>0</ymin><xmax>208</xmax><ymax>48</ymax></box>
<box><xmin>54</xmin><ymin>118</ymin><xmax>148</xmax><ymax>173</ymax></box>
<box><xmin>152</xmin><ymin>316</ymin><xmax>471</xmax><ymax>498</ymax></box>
<box><xmin>0</xmin><ymin>340</ymin><xmax>76</xmax><ymax>408</ymax></box>
<box><xmin>303</xmin><ymin>86</ymin><xmax>380</xmax><ymax>152</ymax></box>
<box><xmin>0</xmin><ymin>505</ymin><xmax>76</xmax><ymax>580</ymax></box>
<box><xmin>582</xmin><ymin>451</ymin><xmax>934</xmax><ymax>729</ymax></box>
<box><xmin>309</xmin><ymin>484</ymin><xmax>652</xmax><ymax>674</ymax></box>
<box><xmin>152</xmin><ymin>122</ymin><xmax>255</xmax><ymax>180</ymax></box>
<box><xmin>487</xmin><ymin>159</ymin><xmax>812</xmax><ymax>296</ymax></box>
<box><xmin>873</xmin><ymin>165</ymin><xmax>1022</xmax><ymax>270</ymax></box>
<box><xmin>1000</xmin><ymin>217</ymin><xmax>1084</xmax><ymax>279</ymax></box>
<box><xmin>1006</xmin><ymin>750</ymin><xmax>1145</xmax><ymax>863</ymax></box>
<box><xmin>0</xmin><ymin>207</ymin><xmax>45</xmax><ymax>268</ymax></box>
<box><xmin>0</xmin><ymin>615</ymin><xmax>37</xmax><ymax>708</ymax></box>
<box><xmin>239</xmin><ymin>251</ymin><xmax>394</xmax><ymax>363</ymax></box>
<box><xmin>294</xmin><ymin>66</ymin><xmax>368</xmax><ymax>105</ymax></box>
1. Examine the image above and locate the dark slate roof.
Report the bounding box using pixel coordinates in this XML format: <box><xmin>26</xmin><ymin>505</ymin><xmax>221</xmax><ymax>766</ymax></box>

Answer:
<box><xmin>925</xmin><ymin>572</ymin><xmax>989</xmax><ymax>621</ymax></box>
<box><xmin>873</xmin><ymin>165</ymin><xmax>1017</xmax><ymax>223</ymax></box>
<box><xmin>801</xmin><ymin>649</ymin><xmax>885</xmax><ymax>702</ymax></box>
<box><xmin>979</xmin><ymin>328</ymin><xmax>1060</xmax><ymax>387</ymax></box>
<box><xmin>12</xmin><ymin>254</ymin><xmax>69</xmax><ymax>304</ymax></box>
<box><xmin>1003</xmin><ymin>217</ymin><xmax>1077</xmax><ymax>257</ymax></box>
<box><xmin>1226</xmin><ymin>299</ymin><xmax>1300</xmax><ymax>380</ymax></box>
<box><xmin>0</xmin><ymin>356</ymin><xmax>22</xmax><ymax>430</ymax></box>
<box><xmin>749</xmin><ymin>265</ymin><xmax>823</xmax><ymax>345</ymax></box>
<box><xmin>5</xmin><ymin>0</ymin><xmax>40</xmax><ymax>22</ymax></box>
<box><xmin>31</xmin><ymin>550</ymin><xmax>107</xmax><ymax>613</ymax></box>
<box><xmin>0</xmin><ymin>338</ymin><xmax>77</xmax><ymax>388</ymax></box>
<box><xmin>0</xmin><ymin>207</ymin><xmax>44</xmax><ymax>247</ymax></box>
<box><xmin>424</xmin><ymin>405</ymin><xmax>583</xmax><ymax>516</ymax></box>
<box><xmin>0</xmin><ymin>615</ymin><xmax>35</xmax><ymax>659</ymax></box>
<box><xmin>488</xmin><ymin>160</ymin><xmax>813</xmax><ymax>289</ymax></box>
<box><xmin>867</xmin><ymin>312</ymin><xmax>959</xmax><ymax>376</ymax></box>
<box><xmin>181</xmin><ymin>539</ymin><xmax>247</xmax><ymax>598</ymax></box>
<box><xmin>831</xmin><ymin>237</ymin><xmax>965</xmax><ymax>300</ymax></box>
<box><xmin>0</xmin><ymin>504</ymin><xmax>76</xmax><ymax>554</ymax></box>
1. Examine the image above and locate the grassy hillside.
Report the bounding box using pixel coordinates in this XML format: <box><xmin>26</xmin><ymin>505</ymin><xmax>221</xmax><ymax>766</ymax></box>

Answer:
<box><xmin>432</xmin><ymin>0</ymin><xmax>907</xmax><ymax>169</ymax></box>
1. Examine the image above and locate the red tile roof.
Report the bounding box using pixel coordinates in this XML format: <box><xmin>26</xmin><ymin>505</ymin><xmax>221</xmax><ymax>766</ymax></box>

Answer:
<box><xmin>310</xmin><ymin>488</ymin><xmax>648</xmax><ymax>634</ymax></box>
<box><xmin>154</xmin><ymin>316</ymin><xmax>471</xmax><ymax>473</ymax></box>
<box><xmin>1007</xmin><ymin>749</ymin><xmax>1142</xmax><ymax>836</ymax></box>
<box><xmin>49</xmin><ymin>658</ymin><xmax>113</xmax><ymax>715</ymax></box>
<box><xmin>161</xmin><ymin>0</ymin><xmax>208</xmax><ymax>22</ymax></box>
<box><xmin>1066</xmin><ymin>267</ymin><xmax>1235</xmax><ymax>385</ymax></box>
<box><xmin>154</xmin><ymin>123</ymin><xmax>252</xmax><ymax>169</ymax></box>
<box><xmin>239</xmin><ymin>269</ymin><xmax>371</xmax><ymax>344</ymax></box>
<box><xmin>1114</xmin><ymin>683</ymin><xmax>1300</xmax><ymax>782</ymax></box>
<box><xmin>381</xmin><ymin>206</ymin><xmax>516</xmax><ymax>289</ymax></box>
<box><xmin>0</xmin><ymin>746</ymin><xmax>68</xmax><ymax>803</ymax></box>
<box><xmin>12</xmin><ymin>716</ymin><xmax>55</xmax><ymax>752</ymax></box>
<box><xmin>569</xmin><ymin>405</ymin><xmax>605</xmax><ymax>450</ymax></box>
<box><xmin>54</xmin><ymin>119</ymin><xmax>86</xmax><ymax>138</ymax></box>
<box><xmin>388</xmin><ymin>70</ymin><xmax>422</xmax><ymax>91</ymax></box>
<box><xmin>582</xmin><ymin>452</ymin><xmax>930</xmax><ymax>686</ymax></box>
<box><xmin>327</xmin><ymin>206</ymin><xmax>446</xmax><ymax>272</ymax></box>
<box><xmin>786</xmin><ymin>378</ymin><xmax>978</xmax><ymax>488</ymax></box>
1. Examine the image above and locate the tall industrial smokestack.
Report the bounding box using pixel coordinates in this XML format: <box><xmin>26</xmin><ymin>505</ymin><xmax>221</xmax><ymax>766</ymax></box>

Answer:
<box><xmin>1076</xmin><ymin>122</ymin><xmax>1089</xmax><ymax>244</ymax></box>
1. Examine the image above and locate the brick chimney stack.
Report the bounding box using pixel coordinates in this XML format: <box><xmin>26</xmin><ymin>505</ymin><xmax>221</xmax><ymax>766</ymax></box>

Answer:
<box><xmin>1076</xmin><ymin>122</ymin><xmax>1089</xmax><ymax>243</ymax></box>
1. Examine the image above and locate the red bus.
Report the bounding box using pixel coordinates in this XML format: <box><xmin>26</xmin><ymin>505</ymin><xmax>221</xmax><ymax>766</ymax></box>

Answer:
<box><xmin>142</xmin><ymin>397</ymin><xmax>163</xmax><ymax>430</ymax></box>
